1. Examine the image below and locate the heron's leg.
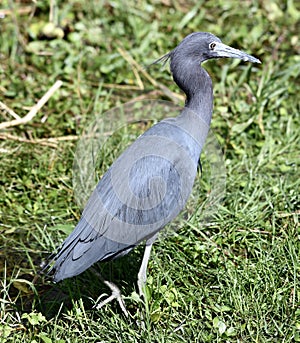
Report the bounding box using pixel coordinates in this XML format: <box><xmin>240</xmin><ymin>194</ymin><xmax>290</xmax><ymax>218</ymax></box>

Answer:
<box><xmin>137</xmin><ymin>233</ymin><xmax>158</xmax><ymax>298</ymax></box>
<box><xmin>92</xmin><ymin>269</ymin><xmax>129</xmax><ymax>317</ymax></box>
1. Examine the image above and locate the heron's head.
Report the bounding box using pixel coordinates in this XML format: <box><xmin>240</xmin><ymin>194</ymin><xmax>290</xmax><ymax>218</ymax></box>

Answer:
<box><xmin>170</xmin><ymin>32</ymin><xmax>261</xmax><ymax>65</ymax></box>
<box><xmin>152</xmin><ymin>32</ymin><xmax>260</xmax><ymax>101</ymax></box>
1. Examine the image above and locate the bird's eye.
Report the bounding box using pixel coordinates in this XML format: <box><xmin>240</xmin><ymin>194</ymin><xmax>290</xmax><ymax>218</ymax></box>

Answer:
<box><xmin>209</xmin><ymin>42</ymin><xmax>216</xmax><ymax>50</ymax></box>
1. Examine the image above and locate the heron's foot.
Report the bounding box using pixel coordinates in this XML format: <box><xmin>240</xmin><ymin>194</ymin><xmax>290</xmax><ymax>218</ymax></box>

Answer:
<box><xmin>93</xmin><ymin>280</ymin><xmax>129</xmax><ymax>317</ymax></box>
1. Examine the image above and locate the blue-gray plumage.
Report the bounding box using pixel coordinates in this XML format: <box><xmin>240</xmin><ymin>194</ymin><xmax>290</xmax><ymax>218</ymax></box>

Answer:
<box><xmin>46</xmin><ymin>32</ymin><xmax>260</xmax><ymax>310</ymax></box>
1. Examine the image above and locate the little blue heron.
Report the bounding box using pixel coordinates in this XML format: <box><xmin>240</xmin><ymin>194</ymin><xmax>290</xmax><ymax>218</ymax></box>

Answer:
<box><xmin>45</xmin><ymin>32</ymin><xmax>260</xmax><ymax>315</ymax></box>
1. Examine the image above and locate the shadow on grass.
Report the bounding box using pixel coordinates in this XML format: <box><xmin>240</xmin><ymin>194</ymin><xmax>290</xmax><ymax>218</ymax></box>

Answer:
<box><xmin>3</xmin><ymin>246</ymin><xmax>145</xmax><ymax>320</ymax></box>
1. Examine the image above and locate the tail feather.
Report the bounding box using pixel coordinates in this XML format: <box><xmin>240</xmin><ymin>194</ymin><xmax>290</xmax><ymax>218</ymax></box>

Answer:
<box><xmin>44</xmin><ymin>217</ymin><xmax>134</xmax><ymax>282</ymax></box>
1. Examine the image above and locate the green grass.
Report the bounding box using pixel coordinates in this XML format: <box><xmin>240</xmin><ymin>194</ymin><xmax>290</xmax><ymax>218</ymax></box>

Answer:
<box><xmin>0</xmin><ymin>0</ymin><xmax>299</xmax><ymax>342</ymax></box>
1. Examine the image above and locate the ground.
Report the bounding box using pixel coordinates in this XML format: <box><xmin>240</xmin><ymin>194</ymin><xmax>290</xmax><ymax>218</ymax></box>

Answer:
<box><xmin>0</xmin><ymin>1</ymin><xmax>299</xmax><ymax>342</ymax></box>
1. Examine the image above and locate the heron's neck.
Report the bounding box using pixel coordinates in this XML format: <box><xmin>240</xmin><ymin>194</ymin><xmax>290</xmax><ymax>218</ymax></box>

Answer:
<box><xmin>184</xmin><ymin>67</ymin><xmax>214</xmax><ymax>126</ymax></box>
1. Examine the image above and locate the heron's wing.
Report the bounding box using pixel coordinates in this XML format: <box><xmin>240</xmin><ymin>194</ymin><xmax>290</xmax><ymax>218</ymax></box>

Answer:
<box><xmin>49</xmin><ymin>113</ymin><xmax>206</xmax><ymax>281</ymax></box>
